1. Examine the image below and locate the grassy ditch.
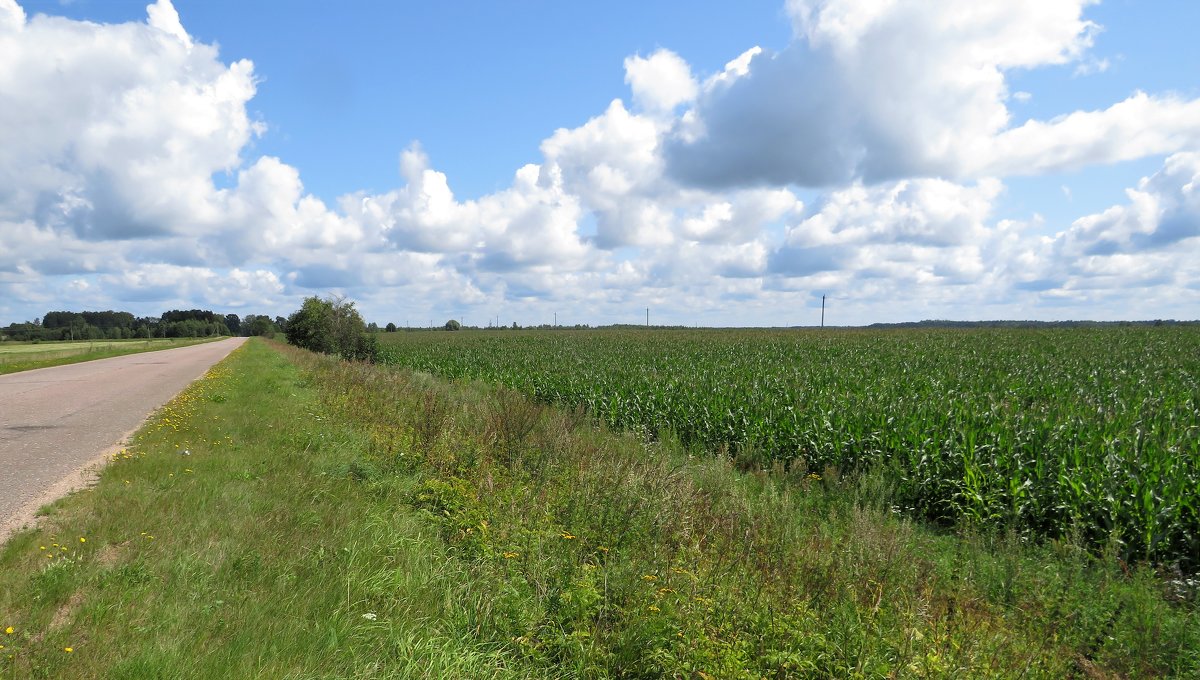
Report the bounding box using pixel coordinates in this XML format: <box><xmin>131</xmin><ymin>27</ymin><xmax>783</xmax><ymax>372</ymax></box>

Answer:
<box><xmin>0</xmin><ymin>337</ymin><xmax>224</xmax><ymax>376</ymax></box>
<box><xmin>1</xmin><ymin>339</ymin><xmax>1196</xmax><ymax>677</ymax></box>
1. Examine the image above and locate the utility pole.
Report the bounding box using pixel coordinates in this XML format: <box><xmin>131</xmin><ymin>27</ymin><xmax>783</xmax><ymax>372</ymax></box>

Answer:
<box><xmin>821</xmin><ymin>295</ymin><xmax>826</xmax><ymax>328</ymax></box>
<box><xmin>646</xmin><ymin>307</ymin><xmax>649</xmax><ymax>327</ymax></box>
<box><xmin>554</xmin><ymin>312</ymin><xmax>557</xmax><ymax>327</ymax></box>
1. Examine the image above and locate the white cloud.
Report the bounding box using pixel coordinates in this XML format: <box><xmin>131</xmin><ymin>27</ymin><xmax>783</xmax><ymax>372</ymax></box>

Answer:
<box><xmin>0</xmin><ymin>1</ymin><xmax>263</xmax><ymax>239</ymax></box>
<box><xmin>624</xmin><ymin>49</ymin><xmax>698</xmax><ymax>113</ymax></box>
<box><xmin>982</xmin><ymin>93</ymin><xmax>1200</xmax><ymax>176</ymax></box>
<box><xmin>1055</xmin><ymin>152</ymin><xmax>1200</xmax><ymax>258</ymax></box>
<box><xmin>1073</xmin><ymin>56</ymin><xmax>1110</xmax><ymax>77</ymax></box>
<box><xmin>768</xmin><ymin>178</ymin><xmax>1003</xmax><ymax>285</ymax></box>
<box><xmin>666</xmin><ymin>0</ymin><xmax>1200</xmax><ymax>188</ymax></box>
<box><xmin>1</xmin><ymin>0</ymin><xmax>1197</xmax><ymax>327</ymax></box>
<box><xmin>145</xmin><ymin>0</ymin><xmax>192</xmax><ymax>48</ymax></box>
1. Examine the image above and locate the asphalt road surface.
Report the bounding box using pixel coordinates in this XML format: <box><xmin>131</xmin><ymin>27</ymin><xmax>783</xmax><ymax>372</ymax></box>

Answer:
<box><xmin>0</xmin><ymin>337</ymin><xmax>247</xmax><ymax>542</ymax></box>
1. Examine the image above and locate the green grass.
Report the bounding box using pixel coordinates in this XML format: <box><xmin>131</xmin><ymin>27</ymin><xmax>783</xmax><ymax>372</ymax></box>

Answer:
<box><xmin>1</xmin><ymin>339</ymin><xmax>1195</xmax><ymax>677</ymax></box>
<box><xmin>376</xmin><ymin>327</ymin><xmax>1200</xmax><ymax>567</ymax></box>
<box><xmin>0</xmin><ymin>337</ymin><xmax>224</xmax><ymax>375</ymax></box>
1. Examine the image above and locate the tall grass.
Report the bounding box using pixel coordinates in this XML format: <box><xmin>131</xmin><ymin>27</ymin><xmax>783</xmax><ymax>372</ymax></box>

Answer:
<box><xmin>306</xmin><ymin>346</ymin><xmax>1199</xmax><ymax>677</ymax></box>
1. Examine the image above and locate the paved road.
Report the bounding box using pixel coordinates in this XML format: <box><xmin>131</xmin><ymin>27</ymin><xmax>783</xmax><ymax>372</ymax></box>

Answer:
<box><xmin>0</xmin><ymin>337</ymin><xmax>247</xmax><ymax>542</ymax></box>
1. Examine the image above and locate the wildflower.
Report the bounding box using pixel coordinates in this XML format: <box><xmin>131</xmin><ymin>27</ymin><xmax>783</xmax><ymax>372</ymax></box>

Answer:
<box><xmin>596</xmin><ymin>546</ymin><xmax>609</xmax><ymax>553</ymax></box>
<box><xmin>39</xmin><ymin>546</ymin><xmax>45</xmax><ymax>550</ymax></box>
<box><xmin>641</xmin><ymin>574</ymin><xmax>657</xmax><ymax>582</ymax></box>
<box><xmin>560</xmin><ymin>532</ymin><xmax>575</xmax><ymax>540</ymax></box>
<box><xmin>648</xmin><ymin>605</ymin><xmax>660</xmax><ymax>612</ymax></box>
<box><xmin>362</xmin><ymin>613</ymin><xmax>377</xmax><ymax>621</ymax></box>
<box><xmin>79</xmin><ymin>537</ymin><xmax>86</xmax><ymax>543</ymax></box>
<box><xmin>502</xmin><ymin>552</ymin><xmax>519</xmax><ymax>559</ymax></box>
<box><xmin>64</xmin><ymin>647</ymin><xmax>73</xmax><ymax>653</ymax></box>
<box><xmin>4</xmin><ymin>626</ymin><xmax>12</xmax><ymax>634</ymax></box>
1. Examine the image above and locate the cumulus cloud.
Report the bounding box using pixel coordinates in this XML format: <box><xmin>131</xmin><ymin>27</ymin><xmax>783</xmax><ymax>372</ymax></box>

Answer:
<box><xmin>665</xmin><ymin>0</ymin><xmax>1200</xmax><ymax>188</ymax></box>
<box><xmin>984</xmin><ymin>94</ymin><xmax>1200</xmax><ymax>176</ymax></box>
<box><xmin>624</xmin><ymin>49</ymin><xmax>698</xmax><ymax>113</ymax></box>
<box><xmin>1054</xmin><ymin>152</ymin><xmax>1200</xmax><ymax>257</ymax></box>
<box><xmin>768</xmin><ymin>178</ymin><xmax>1002</xmax><ymax>287</ymax></box>
<box><xmin>1</xmin><ymin>0</ymin><xmax>1197</xmax><ymax>326</ymax></box>
<box><xmin>0</xmin><ymin>0</ymin><xmax>262</xmax><ymax>240</ymax></box>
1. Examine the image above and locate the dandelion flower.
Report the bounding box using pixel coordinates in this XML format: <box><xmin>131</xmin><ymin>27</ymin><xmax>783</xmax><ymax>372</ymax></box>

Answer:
<box><xmin>79</xmin><ymin>537</ymin><xmax>86</xmax><ymax>543</ymax></box>
<box><xmin>64</xmin><ymin>647</ymin><xmax>73</xmax><ymax>653</ymax></box>
<box><xmin>502</xmin><ymin>552</ymin><xmax>519</xmax><ymax>559</ymax></box>
<box><xmin>641</xmin><ymin>574</ymin><xmax>657</xmax><ymax>582</ymax></box>
<box><xmin>4</xmin><ymin>626</ymin><xmax>12</xmax><ymax>634</ymax></box>
<box><xmin>560</xmin><ymin>532</ymin><xmax>576</xmax><ymax>540</ymax></box>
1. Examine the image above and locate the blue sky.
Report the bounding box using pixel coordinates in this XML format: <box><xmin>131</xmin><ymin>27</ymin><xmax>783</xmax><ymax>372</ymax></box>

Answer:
<box><xmin>2</xmin><ymin>0</ymin><xmax>1199</xmax><ymax>326</ymax></box>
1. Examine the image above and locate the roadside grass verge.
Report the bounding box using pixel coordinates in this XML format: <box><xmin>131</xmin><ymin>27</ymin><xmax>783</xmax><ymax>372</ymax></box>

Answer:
<box><xmin>0</xmin><ymin>337</ymin><xmax>224</xmax><ymax>376</ymax></box>
<box><xmin>1</xmin><ymin>340</ymin><xmax>1196</xmax><ymax>677</ymax></box>
<box><xmin>0</xmin><ymin>339</ymin><xmax>522</xmax><ymax>678</ymax></box>
<box><xmin>301</xmin><ymin>349</ymin><xmax>1198</xmax><ymax>677</ymax></box>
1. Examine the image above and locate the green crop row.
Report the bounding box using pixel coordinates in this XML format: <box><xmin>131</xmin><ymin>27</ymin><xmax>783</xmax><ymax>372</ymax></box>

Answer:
<box><xmin>377</xmin><ymin>327</ymin><xmax>1200</xmax><ymax>567</ymax></box>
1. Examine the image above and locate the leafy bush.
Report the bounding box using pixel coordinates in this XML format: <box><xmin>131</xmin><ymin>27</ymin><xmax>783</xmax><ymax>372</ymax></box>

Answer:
<box><xmin>285</xmin><ymin>295</ymin><xmax>378</xmax><ymax>362</ymax></box>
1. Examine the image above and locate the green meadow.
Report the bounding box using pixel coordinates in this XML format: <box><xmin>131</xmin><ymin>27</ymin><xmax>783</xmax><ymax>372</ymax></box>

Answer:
<box><xmin>1</xmin><ymin>337</ymin><xmax>1196</xmax><ymax>678</ymax></box>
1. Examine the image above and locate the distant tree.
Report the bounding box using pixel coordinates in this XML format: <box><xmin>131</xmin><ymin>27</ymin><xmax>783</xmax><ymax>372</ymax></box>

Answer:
<box><xmin>444</xmin><ymin>319</ymin><xmax>461</xmax><ymax>331</ymax></box>
<box><xmin>385</xmin><ymin>322</ymin><xmax>397</xmax><ymax>333</ymax></box>
<box><xmin>246</xmin><ymin>316</ymin><xmax>276</xmax><ymax>337</ymax></box>
<box><xmin>367</xmin><ymin>322</ymin><xmax>380</xmax><ymax>333</ymax></box>
<box><xmin>225</xmin><ymin>313</ymin><xmax>241</xmax><ymax>335</ymax></box>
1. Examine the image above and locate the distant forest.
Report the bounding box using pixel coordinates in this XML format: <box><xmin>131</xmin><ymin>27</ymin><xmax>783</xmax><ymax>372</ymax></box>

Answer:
<box><xmin>1</xmin><ymin>310</ymin><xmax>287</xmax><ymax>341</ymax></box>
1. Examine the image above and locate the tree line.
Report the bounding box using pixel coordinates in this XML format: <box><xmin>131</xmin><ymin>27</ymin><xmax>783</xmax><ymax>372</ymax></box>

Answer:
<box><xmin>1</xmin><ymin>309</ymin><xmax>288</xmax><ymax>341</ymax></box>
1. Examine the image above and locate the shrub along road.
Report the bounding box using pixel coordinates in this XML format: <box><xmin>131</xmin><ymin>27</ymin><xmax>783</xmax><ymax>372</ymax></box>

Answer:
<box><xmin>0</xmin><ymin>337</ymin><xmax>246</xmax><ymax>543</ymax></box>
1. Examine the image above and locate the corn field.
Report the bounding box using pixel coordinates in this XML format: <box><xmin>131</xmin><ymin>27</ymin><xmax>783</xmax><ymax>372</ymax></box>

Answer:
<box><xmin>378</xmin><ymin>326</ymin><xmax>1200</xmax><ymax>566</ymax></box>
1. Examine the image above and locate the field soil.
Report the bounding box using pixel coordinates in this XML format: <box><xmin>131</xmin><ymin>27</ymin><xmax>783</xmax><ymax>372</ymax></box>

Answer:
<box><xmin>0</xmin><ymin>337</ymin><xmax>246</xmax><ymax>543</ymax></box>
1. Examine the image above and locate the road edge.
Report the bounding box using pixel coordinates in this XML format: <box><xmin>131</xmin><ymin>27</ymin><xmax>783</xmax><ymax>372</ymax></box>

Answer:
<box><xmin>0</xmin><ymin>337</ymin><xmax>248</xmax><ymax>545</ymax></box>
